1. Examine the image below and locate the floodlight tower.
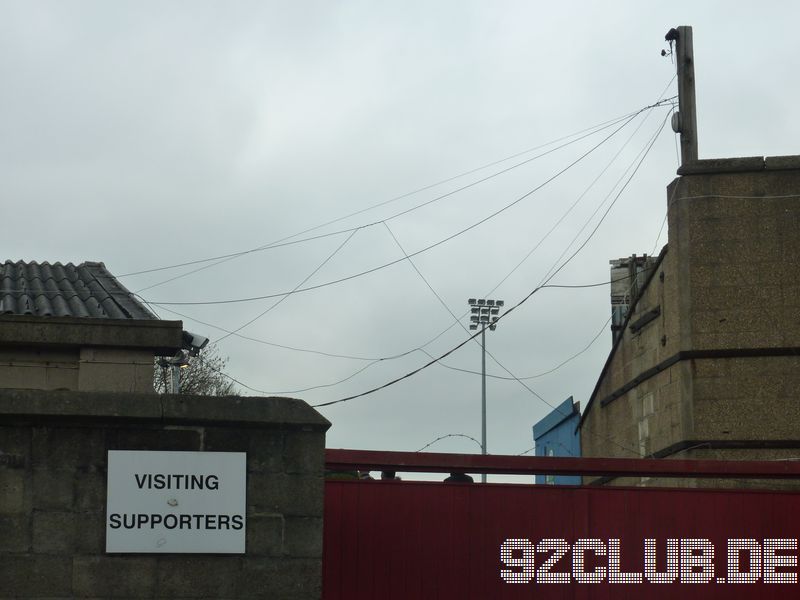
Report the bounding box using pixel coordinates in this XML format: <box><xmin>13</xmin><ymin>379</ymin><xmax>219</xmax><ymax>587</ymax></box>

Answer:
<box><xmin>467</xmin><ymin>298</ymin><xmax>504</xmax><ymax>483</ymax></box>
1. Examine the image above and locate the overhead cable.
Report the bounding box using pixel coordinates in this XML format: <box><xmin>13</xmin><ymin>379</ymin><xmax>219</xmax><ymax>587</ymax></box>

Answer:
<box><xmin>147</xmin><ymin>105</ymin><xmax>650</xmax><ymax>307</ymax></box>
<box><xmin>117</xmin><ymin>99</ymin><xmax>674</xmax><ymax>282</ymax></box>
<box><xmin>310</xmin><ymin>109</ymin><xmax>671</xmax><ymax>410</ymax></box>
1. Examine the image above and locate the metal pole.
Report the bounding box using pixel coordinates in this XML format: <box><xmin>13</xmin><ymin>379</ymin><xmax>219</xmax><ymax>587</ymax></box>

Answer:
<box><xmin>171</xmin><ymin>364</ymin><xmax>180</xmax><ymax>394</ymax></box>
<box><xmin>481</xmin><ymin>326</ymin><xmax>487</xmax><ymax>484</ymax></box>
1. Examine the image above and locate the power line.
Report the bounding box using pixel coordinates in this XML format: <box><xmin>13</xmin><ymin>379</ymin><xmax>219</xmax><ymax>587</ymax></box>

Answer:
<box><xmin>310</xmin><ymin>110</ymin><xmax>670</xmax><ymax>417</ymax></box>
<box><xmin>116</xmin><ymin>101</ymin><xmax>673</xmax><ymax>283</ymax></box>
<box><xmin>127</xmin><ymin>110</ymin><xmax>652</xmax><ymax>295</ymax></box>
<box><xmin>173</xmin><ymin>109</ymin><xmax>670</xmax><ymax>397</ymax></box>
<box><xmin>303</xmin><ymin>108</ymin><xmax>673</xmax><ymax>390</ymax></box>
<box><xmin>382</xmin><ymin>220</ymin><xmax>641</xmax><ymax>457</ymax></box>
<box><xmin>146</xmin><ymin>105</ymin><xmax>649</xmax><ymax>307</ymax></box>
<box><xmin>486</xmin><ymin>90</ymin><xmax>671</xmax><ymax>298</ymax></box>
<box><xmin>141</xmin><ymin>89</ymin><xmax>674</xmax><ymax>406</ymax></box>
<box><xmin>215</xmin><ymin>228</ymin><xmax>360</xmax><ymax>343</ymax></box>
<box><xmin>141</xmin><ymin>103</ymin><xmax>660</xmax><ymax>374</ymax></box>
<box><xmin>151</xmin><ymin>303</ymin><xmax>386</xmax><ymax>361</ymax></box>
<box><xmin>425</xmin><ymin>314</ymin><xmax>612</xmax><ymax>381</ymax></box>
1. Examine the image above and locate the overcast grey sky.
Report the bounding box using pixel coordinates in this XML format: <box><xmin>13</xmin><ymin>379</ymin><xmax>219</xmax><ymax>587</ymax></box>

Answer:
<box><xmin>3</xmin><ymin>1</ymin><xmax>799</xmax><ymax>463</ymax></box>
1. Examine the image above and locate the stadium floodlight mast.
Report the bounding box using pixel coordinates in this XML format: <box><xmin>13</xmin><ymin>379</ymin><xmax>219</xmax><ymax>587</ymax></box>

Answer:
<box><xmin>467</xmin><ymin>298</ymin><xmax>504</xmax><ymax>483</ymax></box>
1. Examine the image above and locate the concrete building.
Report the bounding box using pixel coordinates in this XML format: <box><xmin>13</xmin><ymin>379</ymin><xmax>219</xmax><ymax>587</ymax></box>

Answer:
<box><xmin>532</xmin><ymin>396</ymin><xmax>580</xmax><ymax>485</ymax></box>
<box><xmin>579</xmin><ymin>156</ymin><xmax>800</xmax><ymax>487</ymax></box>
<box><xmin>0</xmin><ymin>260</ymin><xmax>182</xmax><ymax>392</ymax></box>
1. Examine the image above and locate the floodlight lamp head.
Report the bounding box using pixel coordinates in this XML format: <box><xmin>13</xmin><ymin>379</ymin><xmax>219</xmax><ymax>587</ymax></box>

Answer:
<box><xmin>487</xmin><ymin>299</ymin><xmax>495</xmax><ymax>306</ymax></box>
<box><xmin>496</xmin><ymin>300</ymin><xmax>505</xmax><ymax>307</ymax></box>
<box><xmin>182</xmin><ymin>330</ymin><xmax>210</xmax><ymax>357</ymax></box>
<box><xmin>477</xmin><ymin>299</ymin><xmax>486</xmax><ymax>306</ymax></box>
<box><xmin>468</xmin><ymin>298</ymin><xmax>477</xmax><ymax>305</ymax></box>
<box><xmin>469</xmin><ymin>324</ymin><xmax>477</xmax><ymax>330</ymax></box>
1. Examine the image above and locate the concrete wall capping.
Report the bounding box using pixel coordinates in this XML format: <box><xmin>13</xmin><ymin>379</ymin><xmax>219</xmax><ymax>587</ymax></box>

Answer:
<box><xmin>0</xmin><ymin>389</ymin><xmax>331</xmax><ymax>430</ymax></box>
<box><xmin>0</xmin><ymin>314</ymin><xmax>183</xmax><ymax>353</ymax></box>
<box><xmin>764</xmin><ymin>155</ymin><xmax>800</xmax><ymax>171</ymax></box>
<box><xmin>677</xmin><ymin>154</ymin><xmax>800</xmax><ymax>175</ymax></box>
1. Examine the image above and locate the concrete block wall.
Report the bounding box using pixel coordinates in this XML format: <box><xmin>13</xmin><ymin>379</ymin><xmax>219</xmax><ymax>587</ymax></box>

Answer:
<box><xmin>669</xmin><ymin>164</ymin><xmax>800</xmax><ymax>350</ymax></box>
<box><xmin>77</xmin><ymin>348</ymin><xmax>155</xmax><ymax>393</ymax></box>
<box><xmin>581</xmin><ymin>246</ymin><xmax>691</xmax><ymax>461</ymax></box>
<box><xmin>581</xmin><ymin>157</ymin><xmax>800</xmax><ymax>487</ymax></box>
<box><xmin>0</xmin><ymin>347</ymin><xmax>157</xmax><ymax>393</ymax></box>
<box><xmin>0</xmin><ymin>348</ymin><xmax>80</xmax><ymax>391</ymax></box>
<box><xmin>0</xmin><ymin>389</ymin><xmax>330</xmax><ymax>599</ymax></box>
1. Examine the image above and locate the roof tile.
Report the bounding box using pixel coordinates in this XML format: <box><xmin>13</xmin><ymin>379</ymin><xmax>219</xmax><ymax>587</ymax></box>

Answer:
<box><xmin>0</xmin><ymin>260</ymin><xmax>157</xmax><ymax>320</ymax></box>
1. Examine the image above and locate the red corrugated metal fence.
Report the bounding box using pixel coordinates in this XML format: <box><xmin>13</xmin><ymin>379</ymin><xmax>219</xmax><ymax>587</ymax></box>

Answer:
<box><xmin>323</xmin><ymin>450</ymin><xmax>800</xmax><ymax>599</ymax></box>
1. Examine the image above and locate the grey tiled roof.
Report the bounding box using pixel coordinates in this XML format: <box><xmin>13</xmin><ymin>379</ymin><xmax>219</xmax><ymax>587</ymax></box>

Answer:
<box><xmin>0</xmin><ymin>260</ymin><xmax>157</xmax><ymax>320</ymax></box>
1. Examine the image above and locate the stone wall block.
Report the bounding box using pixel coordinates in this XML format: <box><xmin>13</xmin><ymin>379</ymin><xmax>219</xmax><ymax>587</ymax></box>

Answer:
<box><xmin>238</xmin><ymin>558</ymin><xmax>322</xmax><ymax>600</ymax></box>
<box><xmin>284</xmin><ymin>431</ymin><xmax>324</xmax><ymax>474</ymax></box>
<box><xmin>32</xmin><ymin>468</ymin><xmax>74</xmax><ymax>510</ymax></box>
<box><xmin>33</xmin><ymin>510</ymin><xmax>77</xmax><ymax>554</ymax></box>
<box><xmin>72</xmin><ymin>556</ymin><xmax>158</xmax><ymax>598</ymax></box>
<box><xmin>0</xmin><ymin>425</ymin><xmax>31</xmax><ymax>457</ymax></box>
<box><xmin>158</xmin><ymin>427</ymin><xmax>203</xmax><ymax>451</ymax></box>
<box><xmin>0</xmin><ymin>468</ymin><xmax>26</xmax><ymax>513</ymax></box>
<box><xmin>74</xmin><ymin>511</ymin><xmax>106</xmax><ymax>554</ymax></box>
<box><xmin>283</xmin><ymin>517</ymin><xmax>323</xmax><ymax>557</ymax></box>
<box><xmin>246</xmin><ymin>515</ymin><xmax>284</xmax><ymax>556</ymax></box>
<box><xmin>32</xmin><ymin>426</ymin><xmax>105</xmax><ymax>469</ymax></box>
<box><xmin>0</xmin><ymin>514</ymin><xmax>31</xmax><ymax>551</ymax></box>
<box><xmin>155</xmin><ymin>557</ymin><xmax>241</xmax><ymax>598</ymax></box>
<box><xmin>201</xmin><ymin>427</ymin><xmax>248</xmax><ymax>451</ymax></box>
<box><xmin>0</xmin><ymin>555</ymin><xmax>72</xmax><ymax>596</ymax></box>
<box><xmin>247</xmin><ymin>430</ymin><xmax>285</xmax><ymax>473</ymax></box>
<box><xmin>248</xmin><ymin>473</ymin><xmax>324</xmax><ymax>517</ymax></box>
<box><xmin>75</xmin><ymin>468</ymin><xmax>106</xmax><ymax>511</ymax></box>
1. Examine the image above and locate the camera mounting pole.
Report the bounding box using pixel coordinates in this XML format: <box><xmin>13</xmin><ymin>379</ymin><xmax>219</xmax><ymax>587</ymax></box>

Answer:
<box><xmin>665</xmin><ymin>26</ymin><xmax>698</xmax><ymax>165</ymax></box>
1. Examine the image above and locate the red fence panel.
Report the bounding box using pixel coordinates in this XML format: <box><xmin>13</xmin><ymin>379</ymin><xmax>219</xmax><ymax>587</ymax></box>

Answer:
<box><xmin>323</xmin><ymin>479</ymin><xmax>800</xmax><ymax>599</ymax></box>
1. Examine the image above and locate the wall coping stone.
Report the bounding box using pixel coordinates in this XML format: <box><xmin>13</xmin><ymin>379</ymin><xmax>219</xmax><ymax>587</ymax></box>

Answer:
<box><xmin>677</xmin><ymin>155</ymin><xmax>800</xmax><ymax>175</ymax></box>
<box><xmin>0</xmin><ymin>315</ymin><xmax>183</xmax><ymax>353</ymax></box>
<box><xmin>0</xmin><ymin>389</ymin><xmax>330</xmax><ymax>431</ymax></box>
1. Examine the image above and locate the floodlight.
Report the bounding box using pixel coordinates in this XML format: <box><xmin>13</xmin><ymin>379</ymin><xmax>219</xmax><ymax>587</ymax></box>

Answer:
<box><xmin>468</xmin><ymin>298</ymin><xmax>477</xmax><ymax>305</ymax></box>
<box><xmin>477</xmin><ymin>299</ymin><xmax>486</xmax><ymax>306</ymax></box>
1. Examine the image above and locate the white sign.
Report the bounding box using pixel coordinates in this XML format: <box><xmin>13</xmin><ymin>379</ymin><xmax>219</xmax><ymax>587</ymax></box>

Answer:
<box><xmin>106</xmin><ymin>450</ymin><xmax>246</xmax><ymax>554</ymax></box>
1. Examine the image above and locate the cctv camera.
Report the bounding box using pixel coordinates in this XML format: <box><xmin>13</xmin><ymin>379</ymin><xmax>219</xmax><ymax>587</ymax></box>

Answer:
<box><xmin>182</xmin><ymin>330</ymin><xmax>210</xmax><ymax>356</ymax></box>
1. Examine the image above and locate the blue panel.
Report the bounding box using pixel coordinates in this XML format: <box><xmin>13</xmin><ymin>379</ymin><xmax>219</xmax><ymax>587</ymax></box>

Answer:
<box><xmin>532</xmin><ymin>398</ymin><xmax>581</xmax><ymax>485</ymax></box>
